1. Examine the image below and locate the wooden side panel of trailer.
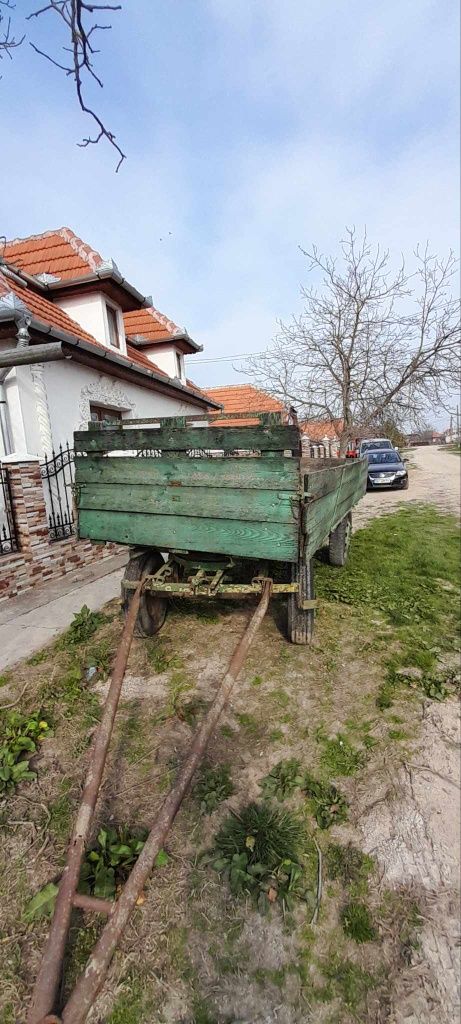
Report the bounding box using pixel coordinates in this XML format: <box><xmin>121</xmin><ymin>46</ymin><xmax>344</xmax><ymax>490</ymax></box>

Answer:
<box><xmin>74</xmin><ymin>425</ymin><xmax>301</xmax><ymax>562</ymax></box>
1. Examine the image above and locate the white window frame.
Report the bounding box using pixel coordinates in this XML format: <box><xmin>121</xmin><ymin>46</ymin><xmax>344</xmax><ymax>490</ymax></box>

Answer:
<box><xmin>104</xmin><ymin>301</ymin><xmax>125</xmax><ymax>353</ymax></box>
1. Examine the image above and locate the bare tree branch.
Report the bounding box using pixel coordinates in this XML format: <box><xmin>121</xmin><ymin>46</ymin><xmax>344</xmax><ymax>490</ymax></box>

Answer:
<box><xmin>0</xmin><ymin>1</ymin><xmax>24</xmax><ymax>63</ymax></box>
<box><xmin>27</xmin><ymin>0</ymin><xmax>125</xmax><ymax>170</ymax></box>
<box><xmin>247</xmin><ymin>230</ymin><xmax>460</xmax><ymax>453</ymax></box>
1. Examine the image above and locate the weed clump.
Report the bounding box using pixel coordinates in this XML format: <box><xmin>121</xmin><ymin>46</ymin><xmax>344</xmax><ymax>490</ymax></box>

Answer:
<box><xmin>302</xmin><ymin>773</ymin><xmax>348</xmax><ymax>829</ymax></box>
<box><xmin>210</xmin><ymin>802</ymin><xmax>314</xmax><ymax>913</ymax></box>
<box><xmin>325</xmin><ymin>843</ymin><xmax>374</xmax><ymax>889</ymax></box>
<box><xmin>319</xmin><ymin>733</ymin><xmax>366</xmax><ymax>776</ymax></box>
<box><xmin>341</xmin><ymin>900</ymin><xmax>377</xmax><ymax>942</ymax></box>
<box><xmin>79</xmin><ymin>826</ymin><xmax>149</xmax><ymax>900</ymax></box>
<box><xmin>55</xmin><ymin>604</ymin><xmax>110</xmax><ymax>649</ymax></box>
<box><xmin>0</xmin><ymin>710</ymin><xmax>51</xmax><ymax>794</ymax></box>
<box><xmin>261</xmin><ymin>759</ymin><xmax>304</xmax><ymax>802</ymax></box>
<box><xmin>193</xmin><ymin>764</ymin><xmax>233</xmax><ymax>814</ymax></box>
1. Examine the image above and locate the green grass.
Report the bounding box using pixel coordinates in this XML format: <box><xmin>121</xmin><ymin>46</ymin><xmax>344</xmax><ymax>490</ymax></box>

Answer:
<box><xmin>321</xmin><ymin>955</ymin><xmax>377</xmax><ymax>1012</ymax></box>
<box><xmin>316</xmin><ymin>506</ymin><xmax>460</xmax><ymax>704</ymax></box>
<box><xmin>341</xmin><ymin>900</ymin><xmax>377</xmax><ymax>943</ymax></box>
<box><xmin>106</xmin><ymin>972</ymin><xmax>155</xmax><ymax>1024</ymax></box>
<box><xmin>325</xmin><ymin>843</ymin><xmax>374</xmax><ymax>892</ymax></box>
<box><xmin>319</xmin><ymin>733</ymin><xmax>366</xmax><ymax>777</ymax></box>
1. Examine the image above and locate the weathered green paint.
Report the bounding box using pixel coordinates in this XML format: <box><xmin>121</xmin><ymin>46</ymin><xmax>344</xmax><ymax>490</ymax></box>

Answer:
<box><xmin>75</xmin><ymin>454</ymin><xmax>300</xmax><ymax>491</ymax></box>
<box><xmin>78</xmin><ymin>482</ymin><xmax>297</xmax><ymax>525</ymax></box>
<box><xmin>302</xmin><ymin>458</ymin><xmax>367</xmax><ymax>559</ymax></box>
<box><xmin>78</xmin><ymin>509</ymin><xmax>299</xmax><ymax>562</ymax></box>
<box><xmin>74</xmin><ymin>423</ymin><xmax>299</xmax><ymax>454</ymax></box>
<box><xmin>74</xmin><ymin>421</ymin><xmax>367</xmax><ymax>566</ymax></box>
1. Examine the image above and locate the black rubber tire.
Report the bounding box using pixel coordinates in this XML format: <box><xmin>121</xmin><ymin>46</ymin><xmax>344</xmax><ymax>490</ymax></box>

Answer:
<box><xmin>122</xmin><ymin>549</ymin><xmax>168</xmax><ymax>638</ymax></box>
<box><xmin>400</xmin><ymin>477</ymin><xmax>409</xmax><ymax>490</ymax></box>
<box><xmin>328</xmin><ymin>512</ymin><xmax>352</xmax><ymax>567</ymax></box>
<box><xmin>287</xmin><ymin>558</ymin><xmax>315</xmax><ymax>645</ymax></box>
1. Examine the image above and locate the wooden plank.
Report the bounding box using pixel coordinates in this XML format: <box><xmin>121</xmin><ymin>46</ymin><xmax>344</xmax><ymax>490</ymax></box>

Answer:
<box><xmin>74</xmin><ymin>424</ymin><xmax>299</xmax><ymax>454</ymax></box>
<box><xmin>78</xmin><ymin>509</ymin><xmax>298</xmax><ymax>563</ymax></box>
<box><xmin>304</xmin><ymin>460</ymin><xmax>365</xmax><ymax>500</ymax></box>
<box><xmin>75</xmin><ymin>455</ymin><xmax>300</xmax><ymax>492</ymax></box>
<box><xmin>78</xmin><ymin>483</ymin><xmax>297</xmax><ymax>525</ymax></box>
<box><xmin>303</xmin><ymin>461</ymin><xmax>367</xmax><ymax>559</ymax></box>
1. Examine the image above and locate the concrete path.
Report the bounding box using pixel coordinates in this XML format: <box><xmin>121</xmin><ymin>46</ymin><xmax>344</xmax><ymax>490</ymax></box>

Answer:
<box><xmin>0</xmin><ymin>552</ymin><xmax>128</xmax><ymax>672</ymax></box>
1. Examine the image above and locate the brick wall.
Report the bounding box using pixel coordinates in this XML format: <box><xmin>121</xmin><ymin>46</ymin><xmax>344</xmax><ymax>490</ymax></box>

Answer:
<box><xmin>0</xmin><ymin>458</ymin><xmax>122</xmax><ymax>604</ymax></box>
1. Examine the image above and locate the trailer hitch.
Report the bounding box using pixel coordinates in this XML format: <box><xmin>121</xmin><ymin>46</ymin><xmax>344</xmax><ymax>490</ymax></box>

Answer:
<box><xmin>27</xmin><ymin>580</ymin><xmax>273</xmax><ymax>1024</ymax></box>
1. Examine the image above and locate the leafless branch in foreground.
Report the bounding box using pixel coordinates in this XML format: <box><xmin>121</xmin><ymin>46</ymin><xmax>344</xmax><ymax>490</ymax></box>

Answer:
<box><xmin>0</xmin><ymin>1</ymin><xmax>24</xmax><ymax>63</ymax></box>
<box><xmin>27</xmin><ymin>0</ymin><xmax>125</xmax><ymax>170</ymax></box>
<box><xmin>247</xmin><ymin>229</ymin><xmax>460</xmax><ymax>452</ymax></box>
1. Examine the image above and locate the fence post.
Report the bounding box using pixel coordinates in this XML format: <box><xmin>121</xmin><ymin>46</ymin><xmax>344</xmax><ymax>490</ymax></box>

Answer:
<box><xmin>1</xmin><ymin>454</ymin><xmax>49</xmax><ymax>562</ymax></box>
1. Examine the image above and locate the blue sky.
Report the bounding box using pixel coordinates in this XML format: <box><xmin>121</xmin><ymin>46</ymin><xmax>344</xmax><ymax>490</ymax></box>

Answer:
<box><xmin>1</xmin><ymin>0</ymin><xmax>459</xmax><ymax>397</ymax></box>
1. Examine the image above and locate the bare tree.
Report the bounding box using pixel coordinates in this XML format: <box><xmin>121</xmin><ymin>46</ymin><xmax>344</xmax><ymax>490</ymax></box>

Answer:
<box><xmin>1</xmin><ymin>1</ymin><xmax>125</xmax><ymax>169</ymax></box>
<box><xmin>247</xmin><ymin>230</ymin><xmax>460</xmax><ymax>452</ymax></box>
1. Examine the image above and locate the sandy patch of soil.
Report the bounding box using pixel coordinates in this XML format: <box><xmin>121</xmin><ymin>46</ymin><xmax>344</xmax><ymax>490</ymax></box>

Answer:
<box><xmin>359</xmin><ymin>700</ymin><xmax>461</xmax><ymax>1024</ymax></box>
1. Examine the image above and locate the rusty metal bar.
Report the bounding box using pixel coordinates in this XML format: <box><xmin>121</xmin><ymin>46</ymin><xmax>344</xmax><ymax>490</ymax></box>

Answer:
<box><xmin>72</xmin><ymin>894</ymin><xmax>113</xmax><ymax>915</ymax></box>
<box><xmin>123</xmin><ymin>578</ymin><xmax>297</xmax><ymax>596</ymax></box>
<box><xmin>60</xmin><ymin>580</ymin><xmax>273</xmax><ymax>1024</ymax></box>
<box><xmin>27</xmin><ymin>583</ymin><xmax>143</xmax><ymax>1024</ymax></box>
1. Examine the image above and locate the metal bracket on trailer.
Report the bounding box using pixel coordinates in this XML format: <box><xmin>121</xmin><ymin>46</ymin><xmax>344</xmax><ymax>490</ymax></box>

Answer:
<box><xmin>27</xmin><ymin>581</ymin><xmax>273</xmax><ymax>1024</ymax></box>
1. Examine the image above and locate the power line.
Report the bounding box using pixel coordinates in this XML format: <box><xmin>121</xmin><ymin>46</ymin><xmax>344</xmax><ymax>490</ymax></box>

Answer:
<box><xmin>182</xmin><ymin>352</ymin><xmax>262</xmax><ymax>364</ymax></box>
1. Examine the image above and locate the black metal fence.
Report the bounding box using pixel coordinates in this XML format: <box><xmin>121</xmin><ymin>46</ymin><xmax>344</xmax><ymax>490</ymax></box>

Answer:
<box><xmin>40</xmin><ymin>443</ymin><xmax>76</xmax><ymax>541</ymax></box>
<box><xmin>0</xmin><ymin>463</ymin><xmax>18</xmax><ymax>556</ymax></box>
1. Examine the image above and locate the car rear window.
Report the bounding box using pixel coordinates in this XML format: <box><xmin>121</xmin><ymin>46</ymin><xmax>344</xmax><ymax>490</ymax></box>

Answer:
<box><xmin>367</xmin><ymin>451</ymin><xmax>401</xmax><ymax>465</ymax></box>
<box><xmin>362</xmin><ymin>440</ymin><xmax>392</xmax><ymax>451</ymax></box>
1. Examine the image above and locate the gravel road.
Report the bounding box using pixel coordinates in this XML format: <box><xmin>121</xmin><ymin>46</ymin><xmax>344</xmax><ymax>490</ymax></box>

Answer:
<box><xmin>354</xmin><ymin>444</ymin><xmax>460</xmax><ymax>529</ymax></box>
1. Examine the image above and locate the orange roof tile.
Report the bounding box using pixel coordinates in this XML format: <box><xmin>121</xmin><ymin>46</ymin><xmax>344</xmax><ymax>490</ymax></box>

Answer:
<box><xmin>205</xmin><ymin>384</ymin><xmax>286</xmax><ymax>416</ymax></box>
<box><xmin>3</xmin><ymin>228</ymin><xmax>104</xmax><ymax>281</ymax></box>
<box><xmin>0</xmin><ymin>272</ymin><xmax>99</xmax><ymax>344</ymax></box>
<box><xmin>123</xmin><ymin>306</ymin><xmax>182</xmax><ymax>343</ymax></box>
<box><xmin>301</xmin><ymin>420</ymin><xmax>341</xmax><ymax>441</ymax></box>
<box><xmin>0</xmin><ymin>272</ymin><xmax>207</xmax><ymax>404</ymax></box>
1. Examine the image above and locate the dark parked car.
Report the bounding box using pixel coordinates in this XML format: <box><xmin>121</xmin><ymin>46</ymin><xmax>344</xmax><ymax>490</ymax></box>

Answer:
<box><xmin>366</xmin><ymin>450</ymin><xmax>409</xmax><ymax>490</ymax></box>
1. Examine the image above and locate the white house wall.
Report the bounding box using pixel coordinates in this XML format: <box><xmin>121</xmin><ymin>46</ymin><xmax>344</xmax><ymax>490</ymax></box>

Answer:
<box><xmin>35</xmin><ymin>360</ymin><xmax>204</xmax><ymax>454</ymax></box>
<box><xmin>54</xmin><ymin>293</ymin><xmax>127</xmax><ymax>356</ymax></box>
<box><xmin>143</xmin><ymin>344</ymin><xmax>185</xmax><ymax>381</ymax></box>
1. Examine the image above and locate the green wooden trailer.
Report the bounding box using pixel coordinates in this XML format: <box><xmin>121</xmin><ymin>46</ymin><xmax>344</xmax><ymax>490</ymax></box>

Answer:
<box><xmin>74</xmin><ymin>414</ymin><xmax>367</xmax><ymax>643</ymax></box>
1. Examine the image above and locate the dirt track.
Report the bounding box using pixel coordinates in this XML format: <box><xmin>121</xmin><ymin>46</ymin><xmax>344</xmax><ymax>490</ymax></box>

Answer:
<box><xmin>354</xmin><ymin>444</ymin><xmax>460</xmax><ymax>530</ymax></box>
<box><xmin>354</xmin><ymin>445</ymin><xmax>461</xmax><ymax>1024</ymax></box>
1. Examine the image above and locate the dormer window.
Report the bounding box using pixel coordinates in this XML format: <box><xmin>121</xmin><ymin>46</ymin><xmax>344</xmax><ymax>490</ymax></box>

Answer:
<box><xmin>106</xmin><ymin>303</ymin><xmax>121</xmax><ymax>349</ymax></box>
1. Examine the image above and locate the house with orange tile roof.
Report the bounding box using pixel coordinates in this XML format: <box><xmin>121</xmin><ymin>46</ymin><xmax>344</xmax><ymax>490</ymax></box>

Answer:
<box><xmin>204</xmin><ymin>384</ymin><xmax>289</xmax><ymax>425</ymax></box>
<box><xmin>0</xmin><ymin>227</ymin><xmax>218</xmax><ymax>459</ymax></box>
<box><xmin>203</xmin><ymin>384</ymin><xmax>340</xmax><ymax>451</ymax></box>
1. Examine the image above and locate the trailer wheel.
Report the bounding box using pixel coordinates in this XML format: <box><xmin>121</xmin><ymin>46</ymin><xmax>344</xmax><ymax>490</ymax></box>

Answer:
<box><xmin>328</xmin><ymin>513</ymin><xmax>352</xmax><ymax>567</ymax></box>
<box><xmin>287</xmin><ymin>558</ymin><xmax>315</xmax><ymax>644</ymax></box>
<box><xmin>122</xmin><ymin>549</ymin><xmax>167</xmax><ymax>637</ymax></box>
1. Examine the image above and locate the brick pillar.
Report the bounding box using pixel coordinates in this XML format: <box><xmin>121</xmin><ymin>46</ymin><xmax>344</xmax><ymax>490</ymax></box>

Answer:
<box><xmin>1</xmin><ymin>454</ymin><xmax>49</xmax><ymax>563</ymax></box>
